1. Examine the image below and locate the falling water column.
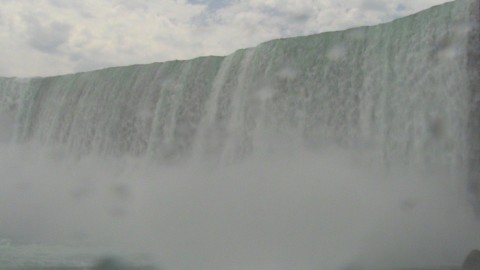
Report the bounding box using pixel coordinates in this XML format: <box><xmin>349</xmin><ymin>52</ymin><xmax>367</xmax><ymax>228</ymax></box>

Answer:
<box><xmin>467</xmin><ymin>0</ymin><xmax>480</xmax><ymax>212</ymax></box>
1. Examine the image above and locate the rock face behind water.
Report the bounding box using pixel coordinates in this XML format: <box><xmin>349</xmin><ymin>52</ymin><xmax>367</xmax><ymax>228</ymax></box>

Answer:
<box><xmin>462</xmin><ymin>250</ymin><xmax>480</xmax><ymax>270</ymax></box>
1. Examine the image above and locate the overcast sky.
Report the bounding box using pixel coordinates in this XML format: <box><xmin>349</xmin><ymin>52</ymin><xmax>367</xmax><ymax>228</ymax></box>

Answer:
<box><xmin>0</xmin><ymin>0</ymin><xmax>450</xmax><ymax>77</ymax></box>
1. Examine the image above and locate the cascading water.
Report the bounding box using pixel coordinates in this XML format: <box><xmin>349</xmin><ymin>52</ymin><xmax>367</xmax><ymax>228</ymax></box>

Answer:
<box><xmin>0</xmin><ymin>1</ymin><xmax>474</xmax><ymax>169</ymax></box>
<box><xmin>1</xmin><ymin>0</ymin><xmax>480</xmax><ymax>269</ymax></box>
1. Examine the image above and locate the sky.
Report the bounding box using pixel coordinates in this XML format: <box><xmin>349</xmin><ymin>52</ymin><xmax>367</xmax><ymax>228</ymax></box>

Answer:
<box><xmin>0</xmin><ymin>0</ymin><xmax>451</xmax><ymax>77</ymax></box>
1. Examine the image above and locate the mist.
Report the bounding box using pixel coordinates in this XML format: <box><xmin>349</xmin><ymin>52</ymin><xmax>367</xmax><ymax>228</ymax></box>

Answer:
<box><xmin>1</xmin><ymin>143</ymin><xmax>479</xmax><ymax>269</ymax></box>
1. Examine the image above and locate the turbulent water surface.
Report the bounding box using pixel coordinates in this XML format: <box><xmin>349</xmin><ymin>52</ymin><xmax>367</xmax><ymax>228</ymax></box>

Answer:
<box><xmin>1</xmin><ymin>0</ymin><xmax>480</xmax><ymax>269</ymax></box>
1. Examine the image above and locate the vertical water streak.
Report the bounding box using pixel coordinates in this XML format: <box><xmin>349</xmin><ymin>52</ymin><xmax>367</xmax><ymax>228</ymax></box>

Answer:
<box><xmin>192</xmin><ymin>55</ymin><xmax>235</xmax><ymax>161</ymax></box>
<box><xmin>467</xmin><ymin>0</ymin><xmax>480</xmax><ymax>210</ymax></box>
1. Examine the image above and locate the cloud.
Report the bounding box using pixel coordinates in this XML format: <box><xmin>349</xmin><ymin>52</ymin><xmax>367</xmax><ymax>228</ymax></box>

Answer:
<box><xmin>47</xmin><ymin>0</ymin><xmax>85</xmax><ymax>11</ymax></box>
<box><xmin>360</xmin><ymin>0</ymin><xmax>388</xmax><ymax>11</ymax></box>
<box><xmin>0</xmin><ymin>0</ymin><xmax>451</xmax><ymax>77</ymax></box>
<box><xmin>23</xmin><ymin>18</ymin><xmax>72</xmax><ymax>54</ymax></box>
<box><xmin>188</xmin><ymin>0</ymin><xmax>233</xmax><ymax>12</ymax></box>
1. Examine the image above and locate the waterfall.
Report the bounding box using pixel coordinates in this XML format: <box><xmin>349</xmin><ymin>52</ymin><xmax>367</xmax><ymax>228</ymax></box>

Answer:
<box><xmin>0</xmin><ymin>1</ymin><xmax>476</xmax><ymax>171</ymax></box>
<box><xmin>1</xmin><ymin>0</ymin><xmax>480</xmax><ymax>269</ymax></box>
